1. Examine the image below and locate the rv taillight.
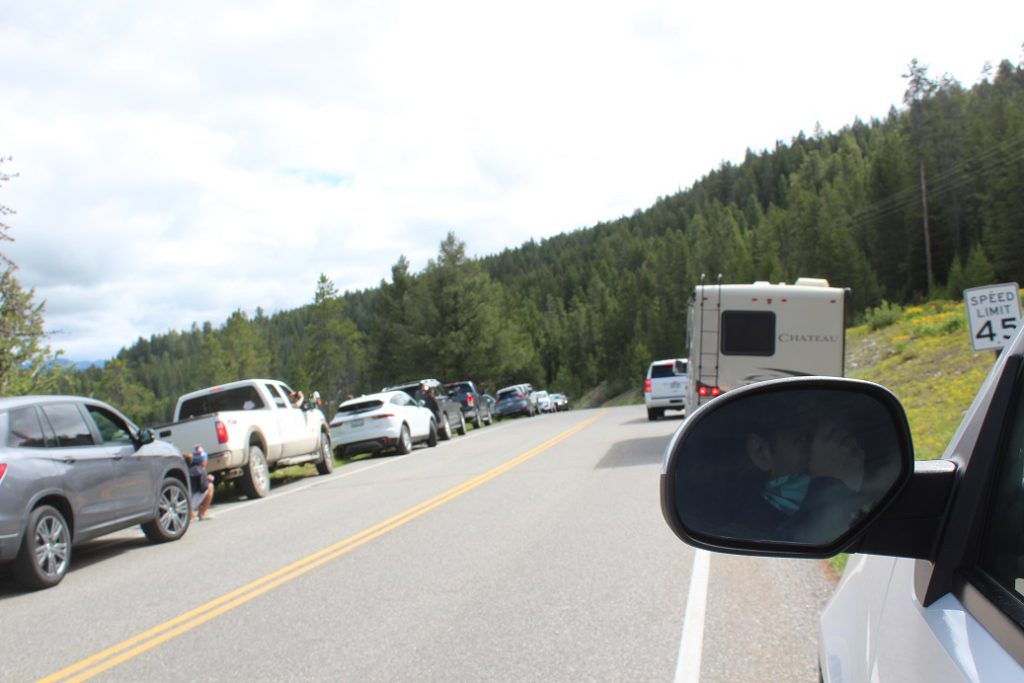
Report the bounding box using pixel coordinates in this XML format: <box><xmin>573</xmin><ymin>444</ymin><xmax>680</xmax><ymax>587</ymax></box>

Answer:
<box><xmin>697</xmin><ymin>384</ymin><xmax>721</xmax><ymax>398</ymax></box>
<box><xmin>215</xmin><ymin>419</ymin><xmax>229</xmax><ymax>444</ymax></box>
<box><xmin>644</xmin><ymin>378</ymin><xmax>652</xmax><ymax>393</ymax></box>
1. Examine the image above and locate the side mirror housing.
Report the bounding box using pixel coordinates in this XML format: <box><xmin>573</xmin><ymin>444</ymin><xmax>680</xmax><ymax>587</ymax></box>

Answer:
<box><xmin>135</xmin><ymin>428</ymin><xmax>156</xmax><ymax>446</ymax></box>
<box><xmin>660</xmin><ymin>377</ymin><xmax>914</xmax><ymax>558</ymax></box>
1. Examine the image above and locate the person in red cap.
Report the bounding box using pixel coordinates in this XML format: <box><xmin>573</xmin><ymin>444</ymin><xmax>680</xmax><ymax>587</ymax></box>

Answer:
<box><xmin>188</xmin><ymin>444</ymin><xmax>215</xmax><ymax>520</ymax></box>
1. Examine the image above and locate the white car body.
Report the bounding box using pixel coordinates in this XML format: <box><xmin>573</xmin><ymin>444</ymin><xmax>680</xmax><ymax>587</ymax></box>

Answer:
<box><xmin>329</xmin><ymin>391</ymin><xmax>436</xmax><ymax>455</ymax></box>
<box><xmin>534</xmin><ymin>391</ymin><xmax>553</xmax><ymax>413</ymax></box>
<box><xmin>821</xmin><ymin>554</ymin><xmax>1021</xmax><ymax>681</ymax></box>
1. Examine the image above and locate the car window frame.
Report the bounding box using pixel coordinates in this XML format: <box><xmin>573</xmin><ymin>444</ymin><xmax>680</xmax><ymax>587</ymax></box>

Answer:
<box><xmin>905</xmin><ymin>352</ymin><xmax>1024</xmax><ymax>668</ymax></box>
<box><xmin>953</xmin><ymin>359</ymin><xmax>1024</xmax><ymax>666</ymax></box>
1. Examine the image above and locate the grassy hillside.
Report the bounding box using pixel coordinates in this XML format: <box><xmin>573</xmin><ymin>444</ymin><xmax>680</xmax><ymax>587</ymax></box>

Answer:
<box><xmin>846</xmin><ymin>300</ymin><xmax>998</xmax><ymax>460</ymax></box>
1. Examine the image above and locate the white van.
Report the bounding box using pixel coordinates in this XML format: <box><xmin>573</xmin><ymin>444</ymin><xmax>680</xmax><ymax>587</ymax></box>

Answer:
<box><xmin>685</xmin><ymin>277</ymin><xmax>846</xmax><ymax>414</ymax></box>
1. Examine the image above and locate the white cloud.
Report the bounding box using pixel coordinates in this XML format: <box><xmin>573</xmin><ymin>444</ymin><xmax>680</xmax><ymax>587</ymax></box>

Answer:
<box><xmin>1</xmin><ymin>0</ymin><xmax>1021</xmax><ymax>359</ymax></box>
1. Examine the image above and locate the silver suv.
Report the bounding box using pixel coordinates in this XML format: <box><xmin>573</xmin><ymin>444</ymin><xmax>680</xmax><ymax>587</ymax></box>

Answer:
<box><xmin>0</xmin><ymin>396</ymin><xmax>191</xmax><ymax>589</ymax></box>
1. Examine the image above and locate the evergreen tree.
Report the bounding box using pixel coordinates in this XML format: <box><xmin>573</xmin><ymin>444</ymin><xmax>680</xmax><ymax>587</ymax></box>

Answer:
<box><xmin>303</xmin><ymin>274</ymin><xmax>365</xmax><ymax>409</ymax></box>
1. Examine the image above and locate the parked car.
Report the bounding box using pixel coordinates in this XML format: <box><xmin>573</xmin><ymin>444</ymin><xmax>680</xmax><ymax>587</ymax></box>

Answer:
<box><xmin>495</xmin><ymin>385</ymin><xmax>534</xmax><ymax>419</ymax></box>
<box><xmin>0</xmin><ymin>395</ymin><xmax>191</xmax><ymax>589</ymax></box>
<box><xmin>445</xmin><ymin>380</ymin><xmax>493</xmax><ymax>428</ymax></box>
<box><xmin>329</xmin><ymin>391</ymin><xmax>438</xmax><ymax>456</ymax></box>
<box><xmin>154</xmin><ymin>378</ymin><xmax>333</xmax><ymax>499</ymax></box>
<box><xmin>482</xmin><ymin>393</ymin><xmax>498</xmax><ymax>418</ymax></box>
<box><xmin>534</xmin><ymin>390</ymin><xmax>553</xmax><ymax>413</ymax></box>
<box><xmin>660</xmin><ymin>333</ymin><xmax>1024</xmax><ymax>682</ymax></box>
<box><xmin>550</xmin><ymin>393</ymin><xmax>569</xmax><ymax>411</ymax></box>
<box><xmin>644</xmin><ymin>358</ymin><xmax>689</xmax><ymax>420</ymax></box>
<box><xmin>383</xmin><ymin>379</ymin><xmax>466</xmax><ymax>439</ymax></box>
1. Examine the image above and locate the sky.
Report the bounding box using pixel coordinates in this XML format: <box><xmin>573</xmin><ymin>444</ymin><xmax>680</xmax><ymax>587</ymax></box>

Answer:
<box><xmin>1</xmin><ymin>1</ymin><xmax>1022</xmax><ymax>361</ymax></box>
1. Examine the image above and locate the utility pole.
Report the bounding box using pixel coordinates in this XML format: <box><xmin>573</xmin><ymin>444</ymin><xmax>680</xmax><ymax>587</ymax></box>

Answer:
<box><xmin>920</xmin><ymin>159</ymin><xmax>934</xmax><ymax>297</ymax></box>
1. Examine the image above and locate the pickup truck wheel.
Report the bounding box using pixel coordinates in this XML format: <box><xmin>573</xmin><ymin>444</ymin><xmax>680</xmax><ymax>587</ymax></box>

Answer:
<box><xmin>315</xmin><ymin>433</ymin><xmax>334</xmax><ymax>475</ymax></box>
<box><xmin>142</xmin><ymin>477</ymin><xmax>190</xmax><ymax>543</ymax></box>
<box><xmin>396</xmin><ymin>424</ymin><xmax>413</xmax><ymax>454</ymax></box>
<box><xmin>456</xmin><ymin>412</ymin><xmax>467</xmax><ymax>436</ymax></box>
<box><xmin>427</xmin><ymin>421</ymin><xmax>438</xmax><ymax>447</ymax></box>
<box><xmin>241</xmin><ymin>445</ymin><xmax>271</xmax><ymax>499</ymax></box>
<box><xmin>12</xmin><ymin>505</ymin><xmax>71</xmax><ymax>590</ymax></box>
<box><xmin>647</xmin><ymin>408</ymin><xmax>663</xmax><ymax>421</ymax></box>
<box><xmin>439</xmin><ymin>415</ymin><xmax>452</xmax><ymax>441</ymax></box>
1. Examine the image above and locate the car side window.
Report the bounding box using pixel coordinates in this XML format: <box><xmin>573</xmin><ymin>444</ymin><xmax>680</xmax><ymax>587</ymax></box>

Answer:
<box><xmin>84</xmin><ymin>405</ymin><xmax>134</xmax><ymax>445</ymax></box>
<box><xmin>7</xmin><ymin>406</ymin><xmax>49</xmax><ymax>448</ymax></box>
<box><xmin>40</xmin><ymin>404</ymin><xmax>96</xmax><ymax>447</ymax></box>
<box><xmin>979</xmin><ymin>386</ymin><xmax>1024</xmax><ymax>597</ymax></box>
<box><xmin>264</xmin><ymin>384</ymin><xmax>288</xmax><ymax>409</ymax></box>
<box><xmin>392</xmin><ymin>394</ymin><xmax>410</xmax><ymax>407</ymax></box>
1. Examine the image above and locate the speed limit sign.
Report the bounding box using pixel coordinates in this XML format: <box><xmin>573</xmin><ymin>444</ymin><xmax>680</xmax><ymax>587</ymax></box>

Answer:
<box><xmin>964</xmin><ymin>283</ymin><xmax>1022</xmax><ymax>351</ymax></box>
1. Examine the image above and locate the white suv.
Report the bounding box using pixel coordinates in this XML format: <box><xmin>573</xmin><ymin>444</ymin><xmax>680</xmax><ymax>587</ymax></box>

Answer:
<box><xmin>644</xmin><ymin>358</ymin><xmax>689</xmax><ymax>421</ymax></box>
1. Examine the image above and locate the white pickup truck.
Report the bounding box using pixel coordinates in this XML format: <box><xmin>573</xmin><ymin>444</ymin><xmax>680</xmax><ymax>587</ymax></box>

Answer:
<box><xmin>154</xmin><ymin>379</ymin><xmax>334</xmax><ymax>498</ymax></box>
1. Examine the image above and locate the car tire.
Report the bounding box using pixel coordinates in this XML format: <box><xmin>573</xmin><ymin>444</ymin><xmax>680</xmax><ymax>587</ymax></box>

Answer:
<box><xmin>439</xmin><ymin>415</ymin><xmax>452</xmax><ymax>441</ymax></box>
<box><xmin>315</xmin><ymin>433</ymin><xmax>334</xmax><ymax>475</ymax></box>
<box><xmin>484</xmin><ymin>410</ymin><xmax>493</xmax><ymax>426</ymax></box>
<box><xmin>13</xmin><ymin>504</ymin><xmax>71</xmax><ymax>590</ymax></box>
<box><xmin>647</xmin><ymin>408</ymin><xmax>663</xmax><ymax>421</ymax></box>
<box><xmin>141</xmin><ymin>477</ymin><xmax>191</xmax><ymax>543</ymax></box>
<box><xmin>427</xmin><ymin>420</ymin><xmax>439</xmax><ymax>447</ymax></box>
<box><xmin>456</xmin><ymin>412</ymin><xmax>467</xmax><ymax>436</ymax></box>
<box><xmin>473</xmin><ymin>411</ymin><xmax>483</xmax><ymax>429</ymax></box>
<box><xmin>396</xmin><ymin>424</ymin><xmax>413</xmax><ymax>454</ymax></box>
<box><xmin>241</xmin><ymin>444</ymin><xmax>271</xmax><ymax>499</ymax></box>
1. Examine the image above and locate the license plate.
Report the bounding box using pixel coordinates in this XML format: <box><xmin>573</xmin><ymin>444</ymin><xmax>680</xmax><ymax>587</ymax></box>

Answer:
<box><xmin>350</xmin><ymin>419</ymin><xmax>364</xmax><ymax>428</ymax></box>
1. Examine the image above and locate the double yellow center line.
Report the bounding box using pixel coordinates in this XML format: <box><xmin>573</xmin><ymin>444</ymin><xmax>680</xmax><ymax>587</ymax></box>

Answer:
<box><xmin>41</xmin><ymin>410</ymin><xmax>607</xmax><ymax>683</ymax></box>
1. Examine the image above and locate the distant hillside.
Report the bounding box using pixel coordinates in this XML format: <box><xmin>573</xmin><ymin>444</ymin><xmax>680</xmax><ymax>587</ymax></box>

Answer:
<box><xmin>845</xmin><ymin>299</ymin><xmax>997</xmax><ymax>460</ymax></box>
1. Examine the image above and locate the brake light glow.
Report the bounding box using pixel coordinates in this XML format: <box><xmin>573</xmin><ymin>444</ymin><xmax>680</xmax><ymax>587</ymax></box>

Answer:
<box><xmin>697</xmin><ymin>384</ymin><xmax>722</xmax><ymax>398</ymax></box>
<box><xmin>466</xmin><ymin>395</ymin><xmax>474</xmax><ymax>406</ymax></box>
<box><xmin>215</xmin><ymin>419</ymin><xmax>229</xmax><ymax>444</ymax></box>
<box><xmin>644</xmin><ymin>378</ymin><xmax>652</xmax><ymax>393</ymax></box>
<box><xmin>0</xmin><ymin>463</ymin><xmax>6</xmax><ymax>484</ymax></box>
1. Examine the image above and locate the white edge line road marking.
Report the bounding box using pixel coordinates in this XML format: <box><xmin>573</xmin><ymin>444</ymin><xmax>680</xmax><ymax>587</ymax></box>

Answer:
<box><xmin>675</xmin><ymin>548</ymin><xmax>711</xmax><ymax>683</ymax></box>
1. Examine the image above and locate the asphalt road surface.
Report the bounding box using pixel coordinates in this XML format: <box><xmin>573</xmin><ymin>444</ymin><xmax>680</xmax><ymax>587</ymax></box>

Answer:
<box><xmin>1</xmin><ymin>406</ymin><xmax>836</xmax><ymax>682</ymax></box>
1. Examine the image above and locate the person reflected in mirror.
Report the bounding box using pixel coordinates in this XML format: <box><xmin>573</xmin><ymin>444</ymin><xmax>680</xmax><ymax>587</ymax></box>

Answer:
<box><xmin>744</xmin><ymin>418</ymin><xmax>865</xmax><ymax>543</ymax></box>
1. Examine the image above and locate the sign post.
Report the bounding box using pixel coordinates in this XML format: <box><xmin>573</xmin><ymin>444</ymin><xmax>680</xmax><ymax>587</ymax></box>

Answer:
<box><xmin>964</xmin><ymin>282</ymin><xmax>1022</xmax><ymax>352</ymax></box>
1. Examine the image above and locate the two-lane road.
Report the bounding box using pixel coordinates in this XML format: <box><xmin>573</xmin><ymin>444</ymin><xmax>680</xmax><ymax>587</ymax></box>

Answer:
<box><xmin>2</xmin><ymin>407</ymin><xmax>835</xmax><ymax>682</ymax></box>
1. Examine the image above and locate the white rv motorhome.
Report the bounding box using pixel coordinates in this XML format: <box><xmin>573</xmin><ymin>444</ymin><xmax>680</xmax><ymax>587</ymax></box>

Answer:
<box><xmin>685</xmin><ymin>277</ymin><xmax>847</xmax><ymax>414</ymax></box>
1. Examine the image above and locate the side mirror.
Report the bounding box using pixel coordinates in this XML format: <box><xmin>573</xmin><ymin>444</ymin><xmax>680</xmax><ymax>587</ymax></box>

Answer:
<box><xmin>136</xmin><ymin>428</ymin><xmax>156</xmax><ymax>446</ymax></box>
<box><xmin>660</xmin><ymin>377</ymin><xmax>913</xmax><ymax>558</ymax></box>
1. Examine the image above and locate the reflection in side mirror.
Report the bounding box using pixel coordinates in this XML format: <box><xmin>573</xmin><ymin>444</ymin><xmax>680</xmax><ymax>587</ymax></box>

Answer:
<box><xmin>136</xmin><ymin>428</ymin><xmax>156</xmax><ymax>446</ymax></box>
<box><xmin>661</xmin><ymin>378</ymin><xmax>913</xmax><ymax>557</ymax></box>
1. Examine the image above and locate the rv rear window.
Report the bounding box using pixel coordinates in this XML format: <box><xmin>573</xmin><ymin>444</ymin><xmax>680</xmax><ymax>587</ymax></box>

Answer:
<box><xmin>721</xmin><ymin>311</ymin><xmax>775</xmax><ymax>356</ymax></box>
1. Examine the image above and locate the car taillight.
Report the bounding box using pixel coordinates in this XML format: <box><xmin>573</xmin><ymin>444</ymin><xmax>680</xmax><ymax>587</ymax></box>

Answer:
<box><xmin>644</xmin><ymin>378</ymin><xmax>651</xmax><ymax>393</ymax></box>
<box><xmin>372</xmin><ymin>413</ymin><xmax>396</xmax><ymax>420</ymax></box>
<box><xmin>215</xmin><ymin>419</ymin><xmax>229</xmax><ymax>444</ymax></box>
<box><xmin>0</xmin><ymin>463</ymin><xmax>6</xmax><ymax>484</ymax></box>
<box><xmin>466</xmin><ymin>395</ymin><xmax>474</xmax><ymax>405</ymax></box>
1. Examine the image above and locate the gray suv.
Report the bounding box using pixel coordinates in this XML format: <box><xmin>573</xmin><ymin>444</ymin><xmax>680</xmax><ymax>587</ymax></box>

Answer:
<box><xmin>0</xmin><ymin>396</ymin><xmax>191</xmax><ymax>589</ymax></box>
